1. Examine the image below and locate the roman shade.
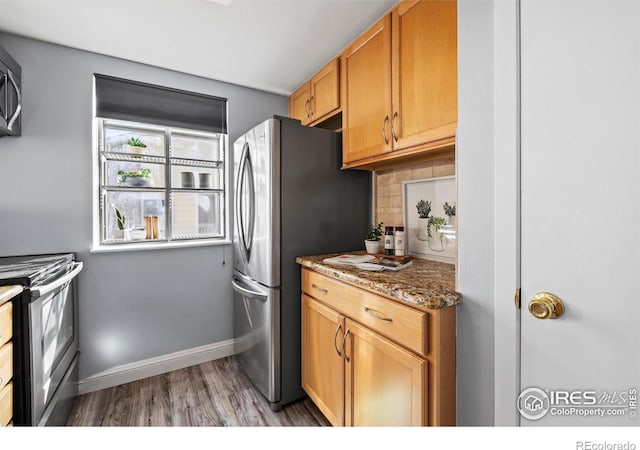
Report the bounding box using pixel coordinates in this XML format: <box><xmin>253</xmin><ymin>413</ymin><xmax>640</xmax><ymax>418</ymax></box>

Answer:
<box><xmin>94</xmin><ymin>74</ymin><xmax>227</xmax><ymax>134</ymax></box>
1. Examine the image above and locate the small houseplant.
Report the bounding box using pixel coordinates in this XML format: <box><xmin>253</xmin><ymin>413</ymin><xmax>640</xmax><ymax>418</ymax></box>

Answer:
<box><xmin>416</xmin><ymin>200</ymin><xmax>431</xmax><ymax>219</ymax></box>
<box><xmin>118</xmin><ymin>168</ymin><xmax>154</xmax><ymax>187</ymax></box>
<box><xmin>126</xmin><ymin>137</ymin><xmax>147</xmax><ymax>154</ymax></box>
<box><xmin>428</xmin><ymin>216</ymin><xmax>448</xmax><ymax>251</ymax></box>
<box><xmin>416</xmin><ymin>199</ymin><xmax>431</xmax><ymax>240</ymax></box>
<box><xmin>112</xmin><ymin>206</ymin><xmax>128</xmax><ymax>240</ymax></box>
<box><xmin>365</xmin><ymin>222</ymin><xmax>384</xmax><ymax>254</ymax></box>
<box><xmin>443</xmin><ymin>202</ymin><xmax>456</xmax><ymax>227</ymax></box>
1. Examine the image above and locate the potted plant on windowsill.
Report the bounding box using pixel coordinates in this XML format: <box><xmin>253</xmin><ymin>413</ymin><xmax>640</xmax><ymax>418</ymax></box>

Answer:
<box><xmin>112</xmin><ymin>205</ymin><xmax>130</xmax><ymax>240</ymax></box>
<box><xmin>118</xmin><ymin>168</ymin><xmax>154</xmax><ymax>187</ymax></box>
<box><xmin>127</xmin><ymin>137</ymin><xmax>147</xmax><ymax>155</ymax></box>
<box><xmin>364</xmin><ymin>222</ymin><xmax>384</xmax><ymax>254</ymax></box>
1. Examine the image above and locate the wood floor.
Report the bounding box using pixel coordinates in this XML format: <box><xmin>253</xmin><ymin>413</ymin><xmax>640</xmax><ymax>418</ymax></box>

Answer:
<box><xmin>66</xmin><ymin>356</ymin><xmax>330</xmax><ymax>427</ymax></box>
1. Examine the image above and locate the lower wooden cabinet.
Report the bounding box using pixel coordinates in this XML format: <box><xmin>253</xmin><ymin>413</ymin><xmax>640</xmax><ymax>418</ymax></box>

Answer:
<box><xmin>301</xmin><ymin>268</ymin><xmax>455</xmax><ymax>426</ymax></box>
<box><xmin>0</xmin><ymin>382</ymin><xmax>12</xmax><ymax>427</ymax></box>
<box><xmin>302</xmin><ymin>295</ymin><xmax>345</xmax><ymax>425</ymax></box>
<box><xmin>0</xmin><ymin>289</ymin><xmax>18</xmax><ymax>427</ymax></box>
<box><xmin>345</xmin><ymin>319</ymin><xmax>427</xmax><ymax>426</ymax></box>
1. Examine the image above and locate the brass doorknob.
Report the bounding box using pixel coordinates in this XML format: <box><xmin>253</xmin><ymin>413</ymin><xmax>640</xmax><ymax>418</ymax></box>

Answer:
<box><xmin>528</xmin><ymin>292</ymin><xmax>564</xmax><ymax>319</ymax></box>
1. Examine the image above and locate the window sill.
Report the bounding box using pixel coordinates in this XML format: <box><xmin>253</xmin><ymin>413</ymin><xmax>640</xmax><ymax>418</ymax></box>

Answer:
<box><xmin>90</xmin><ymin>239</ymin><xmax>232</xmax><ymax>254</ymax></box>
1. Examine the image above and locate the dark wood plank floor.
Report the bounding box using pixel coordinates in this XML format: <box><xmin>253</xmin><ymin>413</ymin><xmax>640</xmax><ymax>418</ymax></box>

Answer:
<box><xmin>66</xmin><ymin>356</ymin><xmax>330</xmax><ymax>427</ymax></box>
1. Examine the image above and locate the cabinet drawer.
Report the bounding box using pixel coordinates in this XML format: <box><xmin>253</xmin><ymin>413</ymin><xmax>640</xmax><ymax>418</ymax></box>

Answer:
<box><xmin>0</xmin><ymin>302</ymin><xmax>11</xmax><ymax>347</ymax></box>
<box><xmin>302</xmin><ymin>268</ymin><xmax>427</xmax><ymax>356</ymax></box>
<box><xmin>0</xmin><ymin>343</ymin><xmax>11</xmax><ymax>391</ymax></box>
<box><xmin>0</xmin><ymin>382</ymin><xmax>12</xmax><ymax>427</ymax></box>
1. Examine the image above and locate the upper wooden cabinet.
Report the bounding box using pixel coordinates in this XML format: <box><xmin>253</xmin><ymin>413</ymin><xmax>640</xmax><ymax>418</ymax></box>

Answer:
<box><xmin>289</xmin><ymin>83</ymin><xmax>312</xmax><ymax>126</ymax></box>
<box><xmin>392</xmin><ymin>0</ymin><xmax>457</xmax><ymax>151</ymax></box>
<box><xmin>341</xmin><ymin>14</ymin><xmax>393</xmax><ymax>164</ymax></box>
<box><xmin>289</xmin><ymin>58</ymin><xmax>340</xmax><ymax>126</ymax></box>
<box><xmin>342</xmin><ymin>0</ymin><xmax>458</xmax><ymax>169</ymax></box>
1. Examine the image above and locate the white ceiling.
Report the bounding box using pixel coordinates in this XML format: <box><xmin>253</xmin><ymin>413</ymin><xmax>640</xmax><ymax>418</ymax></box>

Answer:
<box><xmin>0</xmin><ymin>0</ymin><xmax>398</xmax><ymax>95</ymax></box>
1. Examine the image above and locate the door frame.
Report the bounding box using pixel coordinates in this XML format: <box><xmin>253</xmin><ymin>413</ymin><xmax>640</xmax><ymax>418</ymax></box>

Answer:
<box><xmin>493</xmin><ymin>0</ymin><xmax>521</xmax><ymax>426</ymax></box>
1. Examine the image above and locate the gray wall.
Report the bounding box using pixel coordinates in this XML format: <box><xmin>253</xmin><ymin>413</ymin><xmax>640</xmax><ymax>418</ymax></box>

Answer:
<box><xmin>456</xmin><ymin>1</ymin><xmax>496</xmax><ymax>425</ymax></box>
<box><xmin>0</xmin><ymin>33</ymin><xmax>287</xmax><ymax>379</ymax></box>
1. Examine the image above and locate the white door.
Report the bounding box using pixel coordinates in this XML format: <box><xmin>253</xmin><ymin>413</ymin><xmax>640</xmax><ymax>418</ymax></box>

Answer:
<box><xmin>519</xmin><ymin>0</ymin><xmax>640</xmax><ymax>425</ymax></box>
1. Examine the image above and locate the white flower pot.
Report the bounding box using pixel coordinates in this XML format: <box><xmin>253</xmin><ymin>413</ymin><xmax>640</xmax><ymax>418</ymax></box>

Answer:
<box><xmin>113</xmin><ymin>228</ymin><xmax>131</xmax><ymax>241</ymax></box>
<box><xmin>364</xmin><ymin>239</ymin><xmax>381</xmax><ymax>254</ymax></box>
<box><xmin>416</xmin><ymin>217</ymin><xmax>430</xmax><ymax>241</ymax></box>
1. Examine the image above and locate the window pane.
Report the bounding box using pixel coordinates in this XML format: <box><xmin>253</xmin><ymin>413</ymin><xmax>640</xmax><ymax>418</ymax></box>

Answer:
<box><xmin>104</xmin><ymin>161</ymin><xmax>165</xmax><ymax>188</ymax></box>
<box><xmin>171</xmin><ymin>191</ymin><xmax>222</xmax><ymax>239</ymax></box>
<box><xmin>171</xmin><ymin>134</ymin><xmax>221</xmax><ymax>161</ymax></box>
<box><xmin>105</xmin><ymin>191</ymin><xmax>166</xmax><ymax>242</ymax></box>
<box><xmin>104</xmin><ymin>125</ymin><xmax>165</xmax><ymax>158</ymax></box>
<box><xmin>170</xmin><ymin>165</ymin><xmax>222</xmax><ymax>190</ymax></box>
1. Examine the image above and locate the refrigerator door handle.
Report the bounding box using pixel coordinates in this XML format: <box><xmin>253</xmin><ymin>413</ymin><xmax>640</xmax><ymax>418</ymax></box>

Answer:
<box><xmin>232</xmin><ymin>278</ymin><xmax>268</xmax><ymax>301</ymax></box>
<box><xmin>236</xmin><ymin>142</ymin><xmax>250</xmax><ymax>263</ymax></box>
<box><xmin>236</xmin><ymin>142</ymin><xmax>256</xmax><ymax>263</ymax></box>
<box><xmin>7</xmin><ymin>70</ymin><xmax>21</xmax><ymax>131</ymax></box>
<box><xmin>243</xmin><ymin>151</ymin><xmax>256</xmax><ymax>255</ymax></box>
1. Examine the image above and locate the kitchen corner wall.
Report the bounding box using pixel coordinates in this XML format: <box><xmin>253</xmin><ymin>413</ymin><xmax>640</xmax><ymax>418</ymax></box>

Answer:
<box><xmin>0</xmin><ymin>33</ymin><xmax>287</xmax><ymax>382</ymax></box>
<box><xmin>375</xmin><ymin>157</ymin><xmax>455</xmax><ymax>227</ymax></box>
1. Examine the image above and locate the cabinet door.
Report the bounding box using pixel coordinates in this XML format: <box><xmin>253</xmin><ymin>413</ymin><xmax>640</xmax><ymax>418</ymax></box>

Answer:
<box><xmin>289</xmin><ymin>82</ymin><xmax>311</xmax><ymax>125</ymax></box>
<box><xmin>391</xmin><ymin>0</ymin><xmax>457</xmax><ymax>151</ymax></box>
<box><xmin>0</xmin><ymin>382</ymin><xmax>12</xmax><ymax>427</ymax></box>
<box><xmin>342</xmin><ymin>14</ymin><xmax>393</xmax><ymax>165</ymax></box>
<box><xmin>0</xmin><ymin>301</ymin><xmax>11</xmax><ymax>347</ymax></box>
<box><xmin>344</xmin><ymin>319</ymin><xmax>427</xmax><ymax>426</ymax></box>
<box><xmin>301</xmin><ymin>294</ymin><xmax>345</xmax><ymax>426</ymax></box>
<box><xmin>309</xmin><ymin>58</ymin><xmax>340</xmax><ymax>123</ymax></box>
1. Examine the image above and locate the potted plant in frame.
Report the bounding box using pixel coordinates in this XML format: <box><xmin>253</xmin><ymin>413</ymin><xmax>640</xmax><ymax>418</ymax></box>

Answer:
<box><xmin>427</xmin><ymin>216</ymin><xmax>448</xmax><ymax>252</ymax></box>
<box><xmin>365</xmin><ymin>222</ymin><xmax>384</xmax><ymax>254</ymax></box>
<box><xmin>443</xmin><ymin>202</ymin><xmax>456</xmax><ymax>227</ymax></box>
<box><xmin>126</xmin><ymin>137</ymin><xmax>147</xmax><ymax>155</ymax></box>
<box><xmin>416</xmin><ymin>199</ymin><xmax>431</xmax><ymax>240</ymax></box>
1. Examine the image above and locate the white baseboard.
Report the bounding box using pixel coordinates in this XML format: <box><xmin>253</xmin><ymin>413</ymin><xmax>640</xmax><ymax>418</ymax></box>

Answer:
<box><xmin>77</xmin><ymin>338</ymin><xmax>237</xmax><ymax>395</ymax></box>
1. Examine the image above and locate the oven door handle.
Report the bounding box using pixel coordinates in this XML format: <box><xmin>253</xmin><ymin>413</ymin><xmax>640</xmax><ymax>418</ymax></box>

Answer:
<box><xmin>31</xmin><ymin>262</ymin><xmax>83</xmax><ymax>299</ymax></box>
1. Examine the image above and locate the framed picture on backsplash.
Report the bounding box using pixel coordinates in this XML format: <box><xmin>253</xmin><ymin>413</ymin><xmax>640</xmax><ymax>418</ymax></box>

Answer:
<box><xmin>403</xmin><ymin>175</ymin><xmax>457</xmax><ymax>264</ymax></box>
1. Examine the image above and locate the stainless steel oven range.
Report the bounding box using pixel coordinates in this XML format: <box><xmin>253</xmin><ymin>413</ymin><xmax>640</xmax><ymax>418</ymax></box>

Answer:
<box><xmin>0</xmin><ymin>253</ymin><xmax>82</xmax><ymax>426</ymax></box>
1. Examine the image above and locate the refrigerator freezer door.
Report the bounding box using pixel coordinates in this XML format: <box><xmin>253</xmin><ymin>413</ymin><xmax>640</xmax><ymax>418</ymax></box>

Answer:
<box><xmin>232</xmin><ymin>118</ymin><xmax>280</xmax><ymax>287</ymax></box>
<box><xmin>232</xmin><ymin>272</ymin><xmax>281</xmax><ymax>408</ymax></box>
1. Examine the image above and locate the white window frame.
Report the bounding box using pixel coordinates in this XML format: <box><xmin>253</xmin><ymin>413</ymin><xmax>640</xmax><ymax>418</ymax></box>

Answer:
<box><xmin>91</xmin><ymin>118</ymin><xmax>231</xmax><ymax>253</ymax></box>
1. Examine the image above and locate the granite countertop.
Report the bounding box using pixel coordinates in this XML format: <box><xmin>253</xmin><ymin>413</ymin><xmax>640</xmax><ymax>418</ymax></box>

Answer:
<box><xmin>0</xmin><ymin>285</ymin><xmax>23</xmax><ymax>307</ymax></box>
<box><xmin>296</xmin><ymin>253</ymin><xmax>462</xmax><ymax>310</ymax></box>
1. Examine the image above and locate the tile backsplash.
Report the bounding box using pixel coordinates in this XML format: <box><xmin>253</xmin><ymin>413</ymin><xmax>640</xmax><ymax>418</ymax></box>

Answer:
<box><xmin>375</xmin><ymin>157</ymin><xmax>455</xmax><ymax>227</ymax></box>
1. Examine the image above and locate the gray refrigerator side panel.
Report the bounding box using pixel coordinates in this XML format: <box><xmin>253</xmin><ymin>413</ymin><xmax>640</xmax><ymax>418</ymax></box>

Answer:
<box><xmin>278</xmin><ymin>117</ymin><xmax>371</xmax><ymax>405</ymax></box>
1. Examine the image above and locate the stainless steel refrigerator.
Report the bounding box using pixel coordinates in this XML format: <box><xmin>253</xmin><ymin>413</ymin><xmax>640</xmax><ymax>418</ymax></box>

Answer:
<box><xmin>232</xmin><ymin>116</ymin><xmax>370</xmax><ymax>410</ymax></box>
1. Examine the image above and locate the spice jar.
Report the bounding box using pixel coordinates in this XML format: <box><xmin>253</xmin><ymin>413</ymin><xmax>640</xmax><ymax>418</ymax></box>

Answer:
<box><xmin>394</xmin><ymin>226</ymin><xmax>405</xmax><ymax>256</ymax></box>
<box><xmin>384</xmin><ymin>226</ymin><xmax>395</xmax><ymax>255</ymax></box>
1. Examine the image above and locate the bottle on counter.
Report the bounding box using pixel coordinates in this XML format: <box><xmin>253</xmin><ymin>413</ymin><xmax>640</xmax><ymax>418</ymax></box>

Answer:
<box><xmin>384</xmin><ymin>226</ymin><xmax>395</xmax><ymax>255</ymax></box>
<box><xmin>394</xmin><ymin>226</ymin><xmax>405</xmax><ymax>256</ymax></box>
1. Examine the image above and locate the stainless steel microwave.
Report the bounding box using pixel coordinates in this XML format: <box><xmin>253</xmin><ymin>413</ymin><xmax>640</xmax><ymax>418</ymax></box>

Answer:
<box><xmin>0</xmin><ymin>45</ymin><xmax>22</xmax><ymax>137</ymax></box>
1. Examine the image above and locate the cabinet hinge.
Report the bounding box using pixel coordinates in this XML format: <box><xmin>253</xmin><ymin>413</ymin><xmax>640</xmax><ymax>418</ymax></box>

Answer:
<box><xmin>514</xmin><ymin>288</ymin><xmax>521</xmax><ymax>310</ymax></box>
